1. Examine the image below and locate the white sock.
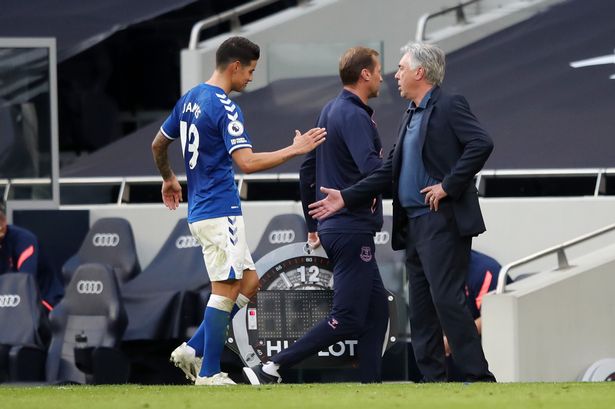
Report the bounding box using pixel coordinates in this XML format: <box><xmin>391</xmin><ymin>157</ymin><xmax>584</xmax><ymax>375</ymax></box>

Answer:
<box><xmin>236</xmin><ymin>293</ymin><xmax>250</xmax><ymax>309</ymax></box>
<box><xmin>262</xmin><ymin>361</ymin><xmax>281</xmax><ymax>377</ymax></box>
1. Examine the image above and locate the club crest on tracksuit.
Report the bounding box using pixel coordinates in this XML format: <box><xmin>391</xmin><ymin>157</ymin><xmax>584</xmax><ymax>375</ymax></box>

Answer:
<box><xmin>360</xmin><ymin>246</ymin><xmax>372</xmax><ymax>262</ymax></box>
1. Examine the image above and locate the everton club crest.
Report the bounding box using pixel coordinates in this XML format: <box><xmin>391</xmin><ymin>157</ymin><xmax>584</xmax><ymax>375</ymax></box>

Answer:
<box><xmin>360</xmin><ymin>246</ymin><xmax>372</xmax><ymax>262</ymax></box>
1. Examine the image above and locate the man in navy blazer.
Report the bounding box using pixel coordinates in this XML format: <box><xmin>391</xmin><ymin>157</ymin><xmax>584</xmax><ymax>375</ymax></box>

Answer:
<box><xmin>309</xmin><ymin>42</ymin><xmax>495</xmax><ymax>382</ymax></box>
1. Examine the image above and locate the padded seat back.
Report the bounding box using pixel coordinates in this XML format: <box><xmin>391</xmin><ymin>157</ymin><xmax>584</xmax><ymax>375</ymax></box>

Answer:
<box><xmin>251</xmin><ymin>214</ymin><xmax>308</xmax><ymax>262</ymax></box>
<box><xmin>124</xmin><ymin>218</ymin><xmax>208</xmax><ymax>291</ymax></box>
<box><xmin>374</xmin><ymin>216</ymin><xmax>408</xmax><ymax>337</ymax></box>
<box><xmin>121</xmin><ymin>219</ymin><xmax>210</xmax><ymax>340</ymax></box>
<box><xmin>375</xmin><ymin>216</ymin><xmax>405</xmax><ymax>291</ymax></box>
<box><xmin>0</xmin><ymin>272</ymin><xmax>49</xmax><ymax>348</ymax></box>
<box><xmin>62</xmin><ymin>217</ymin><xmax>140</xmax><ymax>284</ymax></box>
<box><xmin>46</xmin><ymin>263</ymin><xmax>127</xmax><ymax>383</ymax></box>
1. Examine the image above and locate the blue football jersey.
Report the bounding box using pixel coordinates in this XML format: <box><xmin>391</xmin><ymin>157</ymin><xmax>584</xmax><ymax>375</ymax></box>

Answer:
<box><xmin>160</xmin><ymin>83</ymin><xmax>252</xmax><ymax>222</ymax></box>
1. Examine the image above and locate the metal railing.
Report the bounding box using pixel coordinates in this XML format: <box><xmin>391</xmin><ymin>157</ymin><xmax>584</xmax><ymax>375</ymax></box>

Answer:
<box><xmin>415</xmin><ymin>0</ymin><xmax>481</xmax><ymax>42</ymax></box>
<box><xmin>189</xmin><ymin>0</ymin><xmax>310</xmax><ymax>50</ymax></box>
<box><xmin>0</xmin><ymin>174</ymin><xmax>302</xmax><ymax>205</ymax></box>
<box><xmin>495</xmin><ymin>221</ymin><xmax>615</xmax><ymax>293</ymax></box>
<box><xmin>477</xmin><ymin>168</ymin><xmax>612</xmax><ymax>197</ymax></box>
<box><xmin>1</xmin><ymin>178</ymin><xmax>53</xmax><ymax>202</ymax></box>
<box><xmin>1</xmin><ymin>168</ymin><xmax>614</xmax><ymax>205</ymax></box>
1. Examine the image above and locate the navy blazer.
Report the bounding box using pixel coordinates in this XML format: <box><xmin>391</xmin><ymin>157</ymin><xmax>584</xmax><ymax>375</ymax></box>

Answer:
<box><xmin>341</xmin><ymin>86</ymin><xmax>493</xmax><ymax>250</ymax></box>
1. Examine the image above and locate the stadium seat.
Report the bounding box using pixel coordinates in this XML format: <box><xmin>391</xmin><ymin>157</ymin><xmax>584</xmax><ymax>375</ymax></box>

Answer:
<box><xmin>375</xmin><ymin>215</ymin><xmax>407</xmax><ymax>337</ymax></box>
<box><xmin>121</xmin><ymin>218</ymin><xmax>211</xmax><ymax>341</ymax></box>
<box><xmin>251</xmin><ymin>213</ymin><xmax>308</xmax><ymax>262</ymax></box>
<box><xmin>61</xmin><ymin>217</ymin><xmax>141</xmax><ymax>285</ymax></box>
<box><xmin>45</xmin><ymin>263</ymin><xmax>129</xmax><ymax>384</ymax></box>
<box><xmin>0</xmin><ymin>272</ymin><xmax>49</xmax><ymax>383</ymax></box>
<box><xmin>374</xmin><ymin>216</ymin><xmax>412</xmax><ymax>381</ymax></box>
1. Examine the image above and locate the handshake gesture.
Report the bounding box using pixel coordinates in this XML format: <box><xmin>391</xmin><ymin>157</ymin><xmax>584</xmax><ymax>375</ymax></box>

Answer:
<box><xmin>308</xmin><ymin>187</ymin><xmax>345</xmax><ymax>220</ymax></box>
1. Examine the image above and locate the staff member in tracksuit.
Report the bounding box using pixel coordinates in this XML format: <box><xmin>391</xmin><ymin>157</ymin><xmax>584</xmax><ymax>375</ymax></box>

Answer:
<box><xmin>243</xmin><ymin>46</ymin><xmax>389</xmax><ymax>384</ymax></box>
<box><xmin>0</xmin><ymin>199</ymin><xmax>64</xmax><ymax>309</ymax></box>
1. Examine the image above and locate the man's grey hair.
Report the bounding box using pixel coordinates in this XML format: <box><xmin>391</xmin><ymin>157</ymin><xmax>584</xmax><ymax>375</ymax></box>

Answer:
<box><xmin>400</xmin><ymin>42</ymin><xmax>445</xmax><ymax>86</ymax></box>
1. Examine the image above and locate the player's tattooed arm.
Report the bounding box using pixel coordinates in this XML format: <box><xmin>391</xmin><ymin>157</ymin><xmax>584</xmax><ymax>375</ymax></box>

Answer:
<box><xmin>152</xmin><ymin>132</ymin><xmax>175</xmax><ymax>181</ymax></box>
<box><xmin>152</xmin><ymin>131</ymin><xmax>183</xmax><ymax>210</ymax></box>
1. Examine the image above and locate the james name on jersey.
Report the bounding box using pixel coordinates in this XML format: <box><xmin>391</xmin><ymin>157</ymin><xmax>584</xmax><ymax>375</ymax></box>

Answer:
<box><xmin>182</xmin><ymin>102</ymin><xmax>202</xmax><ymax>118</ymax></box>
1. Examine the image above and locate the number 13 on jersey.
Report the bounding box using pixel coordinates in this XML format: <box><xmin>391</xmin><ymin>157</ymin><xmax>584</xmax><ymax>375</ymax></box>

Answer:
<box><xmin>180</xmin><ymin>120</ymin><xmax>199</xmax><ymax>169</ymax></box>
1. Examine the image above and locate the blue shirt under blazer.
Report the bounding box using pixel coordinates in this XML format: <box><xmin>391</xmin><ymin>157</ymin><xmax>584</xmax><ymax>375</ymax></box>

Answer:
<box><xmin>341</xmin><ymin>86</ymin><xmax>493</xmax><ymax>250</ymax></box>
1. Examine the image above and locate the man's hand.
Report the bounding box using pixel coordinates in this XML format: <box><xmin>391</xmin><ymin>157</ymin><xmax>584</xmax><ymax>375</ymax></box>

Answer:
<box><xmin>421</xmin><ymin>183</ymin><xmax>448</xmax><ymax>211</ymax></box>
<box><xmin>292</xmin><ymin>127</ymin><xmax>327</xmax><ymax>155</ymax></box>
<box><xmin>307</xmin><ymin>231</ymin><xmax>320</xmax><ymax>249</ymax></box>
<box><xmin>162</xmin><ymin>176</ymin><xmax>182</xmax><ymax>210</ymax></box>
<box><xmin>308</xmin><ymin>187</ymin><xmax>345</xmax><ymax>220</ymax></box>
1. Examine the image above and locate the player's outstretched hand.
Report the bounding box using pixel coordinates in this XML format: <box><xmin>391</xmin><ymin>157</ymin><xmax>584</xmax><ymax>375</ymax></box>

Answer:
<box><xmin>162</xmin><ymin>176</ymin><xmax>182</xmax><ymax>210</ymax></box>
<box><xmin>308</xmin><ymin>187</ymin><xmax>344</xmax><ymax>220</ymax></box>
<box><xmin>292</xmin><ymin>127</ymin><xmax>326</xmax><ymax>155</ymax></box>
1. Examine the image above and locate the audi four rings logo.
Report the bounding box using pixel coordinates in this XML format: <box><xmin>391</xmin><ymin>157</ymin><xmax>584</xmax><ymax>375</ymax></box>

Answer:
<box><xmin>374</xmin><ymin>231</ymin><xmax>390</xmax><ymax>245</ymax></box>
<box><xmin>77</xmin><ymin>280</ymin><xmax>104</xmax><ymax>294</ymax></box>
<box><xmin>92</xmin><ymin>233</ymin><xmax>120</xmax><ymax>247</ymax></box>
<box><xmin>0</xmin><ymin>295</ymin><xmax>21</xmax><ymax>308</ymax></box>
<box><xmin>175</xmin><ymin>235</ymin><xmax>200</xmax><ymax>249</ymax></box>
<box><xmin>268</xmin><ymin>230</ymin><xmax>295</xmax><ymax>244</ymax></box>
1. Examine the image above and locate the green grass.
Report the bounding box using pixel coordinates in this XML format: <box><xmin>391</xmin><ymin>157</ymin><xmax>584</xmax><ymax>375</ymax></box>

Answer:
<box><xmin>1</xmin><ymin>383</ymin><xmax>614</xmax><ymax>409</ymax></box>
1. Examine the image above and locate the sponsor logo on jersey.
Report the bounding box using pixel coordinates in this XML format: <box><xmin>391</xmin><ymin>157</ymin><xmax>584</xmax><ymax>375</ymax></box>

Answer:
<box><xmin>0</xmin><ymin>295</ymin><xmax>21</xmax><ymax>308</ymax></box>
<box><xmin>268</xmin><ymin>230</ymin><xmax>295</xmax><ymax>244</ymax></box>
<box><xmin>175</xmin><ymin>235</ymin><xmax>200</xmax><ymax>249</ymax></box>
<box><xmin>230</xmin><ymin>137</ymin><xmax>248</xmax><ymax>145</ymax></box>
<box><xmin>231</xmin><ymin>135</ymin><xmax>249</xmax><ymax>146</ymax></box>
<box><xmin>76</xmin><ymin>280</ymin><xmax>104</xmax><ymax>294</ymax></box>
<box><xmin>92</xmin><ymin>233</ymin><xmax>120</xmax><ymax>247</ymax></box>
